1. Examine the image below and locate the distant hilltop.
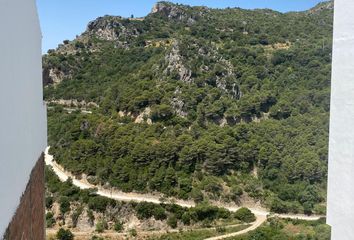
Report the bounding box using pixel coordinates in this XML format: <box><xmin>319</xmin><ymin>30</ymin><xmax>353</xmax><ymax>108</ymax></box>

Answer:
<box><xmin>308</xmin><ymin>0</ymin><xmax>334</xmax><ymax>14</ymax></box>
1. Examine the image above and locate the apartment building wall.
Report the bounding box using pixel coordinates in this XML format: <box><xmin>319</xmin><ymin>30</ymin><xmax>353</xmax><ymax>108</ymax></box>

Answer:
<box><xmin>0</xmin><ymin>0</ymin><xmax>47</xmax><ymax>238</ymax></box>
<box><xmin>327</xmin><ymin>0</ymin><xmax>354</xmax><ymax>239</ymax></box>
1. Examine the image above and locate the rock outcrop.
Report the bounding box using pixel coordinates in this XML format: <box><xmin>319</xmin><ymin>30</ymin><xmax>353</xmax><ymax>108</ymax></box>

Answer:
<box><xmin>151</xmin><ymin>2</ymin><xmax>186</xmax><ymax>19</ymax></box>
<box><xmin>151</xmin><ymin>1</ymin><xmax>202</xmax><ymax>24</ymax></box>
<box><xmin>85</xmin><ymin>16</ymin><xmax>142</xmax><ymax>47</ymax></box>
<box><xmin>164</xmin><ymin>41</ymin><xmax>192</xmax><ymax>83</ymax></box>
<box><xmin>42</xmin><ymin>66</ymin><xmax>70</xmax><ymax>86</ymax></box>
<box><xmin>308</xmin><ymin>0</ymin><xmax>334</xmax><ymax>14</ymax></box>
<box><xmin>171</xmin><ymin>88</ymin><xmax>188</xmax><ymax>117</ymax></box>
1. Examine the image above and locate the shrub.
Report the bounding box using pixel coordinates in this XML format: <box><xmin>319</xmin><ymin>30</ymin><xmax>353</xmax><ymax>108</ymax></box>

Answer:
<box><xmin>167</xmin><ymin>215</ymin><xmax>178</xmax><ymax>228</ymax></box>
<box><xmin>313</xmin><ymin>204</ymin><xmax>326</xmax><ymax>215</ymax></box>
<box><xmin>135</xmin><ymin>202</ymin><xmax>154</xmax><ymax>219</ymax></box>
<box><xmin>56</xmin><ymin>228</ymin><xmax>74</xmax><ymax>240</ymax></box>
<box><xmin>135</xmin><ymin>202</ymin><xmax>167</xmax><ymax>220</ymax></box>
<box><xmin>181</xmin><ymin>212</ymin><xmax>191</xmax><ymax>225</ymax></box>
<box><xmin>190</xmin><ymin>204</ymin><xmax>231</xmax><ymax>222</ymax></box>
<box><xmin>95</xmin><ymin>220</ymin><xmax>107</xmax><ymax>233</ymax></box>
<box><xmin>153</xmin><ymin>206</ymin><xmax>167</xmax><ymax>220</ymax></box>
<box><xmin>46</xmin><ymin>196</ymin><xmax>54</xmax><ymax>209</ymax></box>
<box><xmin>270</xmin><ymin>198</ymin><xmax>289</xmax><ymax>214</ymax></box>
<box><xmin>91</xmin><ymin>236</ymin><xmax>104</xmax><ymax>240</ymax></box>
<box><xmin>71</xmin><ymin>207</ymin><xmax>83</xmax><ymax>228</ymax></box>
<box><xmin>87</xmin><ymin>210</ymin><xmax>95</xmax><ymax>226</ymax></box>
<box><xmin>151</xmin><ymin>104</ymin><xmax>173</xmax><ymax>121</ymax></box>
<box><xmin>230</xmin><ymin>186</ymin><xmax>243</xmax><ymax>202</ymax></box>
<box><xmin>59</xmin><ymin>197</ymin><xmax>71</xmax><ymax>214</ymax></box>
<box><xmin>46</xmin><ymin>212</ymin><xmax>55</xmax><ymax>228</ymax></box>
<box><xmin>303</xmin><ymin>201</ymin><xmax>313</xmax><ymax>215</ymax></box>
<box><xmin>129</xmin><ymin>228</ymin><xmax>138</xmax><ymax>237</ymax></box>
<box><xmin>114</xmin><ymin>221</ymin><xmax>124</xmax><ymax>232</ymax></box>
<box><xmin>216</xmin><ymin>226</ymin><xmax>226</xmax><ymax>233</ymax></box>
<box><xmin>88</xmin><ymin>196</ymin><xmax>113</xmax><ymax>212</ymax></box>
<box><xmin>164</xmin><ymin>204</ymin><xmax>186</xmax><ymax>219</ymax></box>
<box><xmin>234</xmin><ymin>207</ymin><xmax>256</xmax><ymax>223</ymax></box>
<box><xmin>191</xmin><ymin>189</ymin><xmax>204</xmax><ymax>203</ymax></box>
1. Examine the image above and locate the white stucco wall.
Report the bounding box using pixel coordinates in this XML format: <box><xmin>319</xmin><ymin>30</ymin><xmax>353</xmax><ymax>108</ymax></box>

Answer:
<box><xmin>0</xmin><ymin>0</ymin><xmax>47</xmax><ymax>236</ymax></box>
<box><xmin>327</xmin><ymin>0</ymin><xmax>354</xmax><ymax>239</ymax></box>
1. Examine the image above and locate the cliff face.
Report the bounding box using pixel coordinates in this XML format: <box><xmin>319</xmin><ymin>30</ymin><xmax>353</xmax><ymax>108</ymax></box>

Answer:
<box><xmin>151</xmin><ymin>2</ymin><xmax>194</xmax><ymax>21</ymax></box>
<box><xmin>151</xmin><ymin>2</ymin><xmax>178</xmax><ymax>15</ymax></box>
<box><xmin>86</xmin><ymin>16</ymin><xmax>142</xmax><ymax>43</ymax></box>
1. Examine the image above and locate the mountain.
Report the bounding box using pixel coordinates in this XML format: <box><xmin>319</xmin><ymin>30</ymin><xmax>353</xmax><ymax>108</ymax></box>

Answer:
<box><xmin>44</xmin><ymin>1</ymin><xmax>333</xmax><ymax>215</ymax></box>
<box><xmin>308</xmin><ymin>0</ymin><xmax>334</xmax><ymax>14</ymax></box>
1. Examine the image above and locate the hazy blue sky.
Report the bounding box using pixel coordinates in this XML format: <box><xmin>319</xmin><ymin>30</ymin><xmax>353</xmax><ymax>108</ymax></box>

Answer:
<box><xmin>37</xmin><ymin>0</ymin><xmax>326</xmax><ymax>53</ymax></box>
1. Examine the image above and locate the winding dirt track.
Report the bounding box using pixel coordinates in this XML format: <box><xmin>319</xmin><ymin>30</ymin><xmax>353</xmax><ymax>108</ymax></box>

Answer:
<box><xmin>204</xmin><ymin>215</ymin><xmax>266</xmax><ymax>240</ymax></box>
<box><xmin>45</xmin><ymin>147</ymin><xmax>324</xmax><ymax>239</ymax></box>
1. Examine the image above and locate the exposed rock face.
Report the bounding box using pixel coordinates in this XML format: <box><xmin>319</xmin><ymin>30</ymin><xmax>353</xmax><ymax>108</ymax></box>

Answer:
<box><xmin>308</xmin><ymin>0</ymin><xmax>334</xmax><ymax>14</ymax></box>
<box><xmin>151</xmin><ymin>1</ymin><xmax>200</xmax><ymax>23</ymax></box>
<box><xmin>215</xmin><ymin>57</ymin><xmax>237</xmax><ymax>96</ymax></box>
<box><xmin>151</xmin><ymin>2</ymin><xmax>185</xmax><ymax>19</ymax></box>
<box><xmin>75</xmin><ymin>208</ymin><xmax>94</xmax><ymax>231</ymax></box>
<box><xmin>47</xmin><ymin>99</ymin><xmax>99</xmax><ymax>108</ymax></box>
<box><xmin>42</xmin><ymin>67</ymin><xmax>68</xmax><ymax>85</ymax></box>
<box><xmin>164</xmin><ymin>41</ymin><xmax>192</xmax><ymax>83</ymax></box>
<box><xmin>171</xmin><ymin>88</ymin><xmax>188</xmax><ymax>117</ymax></box>
<box><xmin>207</xmin><ymin>45</ymin><xmax>240</xmax><ymax>99</ymax></box>
<box><xmin>42</xmin><ymin>67</ymin><xmax>52</xmax><ymax>85</ymax></box>
<box><xmin>87</xmin><ymin>16</ymin><xmax>122</xmax><ymax>41</ymax></box>
<box><xmin>86</xmin><ymin>16</ymin><xmax>142</xmax><ymax>46</ymax></box>
<box><xmin>49</xmin><ymin>68</ymin><xmax>66</xmax><ymax>84</ymax></box>
<box><xmin>135</xmin><ymin>107</ymin><xmax>152</xmax><ymax>124</ymax></box>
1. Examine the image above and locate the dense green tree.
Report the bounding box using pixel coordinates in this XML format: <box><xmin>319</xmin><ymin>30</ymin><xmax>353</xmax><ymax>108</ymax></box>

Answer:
<box><xmin>234</xmin><ymin>208</ymin><xmax>256</xmax><ymax>223</ymax></box>
<box><xmin>56</xmin><ymin>228</ymin><xmax>74</xmax><ymax>240</ymax></box>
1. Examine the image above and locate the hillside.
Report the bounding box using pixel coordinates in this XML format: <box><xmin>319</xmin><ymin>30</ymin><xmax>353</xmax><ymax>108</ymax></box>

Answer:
<box><xmin>44</xmin><ymin>0</ymin><xmax>333</xmax><ymax>222</ymax></box>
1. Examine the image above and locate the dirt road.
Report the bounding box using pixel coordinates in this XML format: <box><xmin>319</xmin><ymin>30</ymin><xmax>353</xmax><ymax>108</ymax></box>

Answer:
<box><xmin>45</xmin><ymin>147</ymin><xmax>324</xmax><ymax>239</ymax></box>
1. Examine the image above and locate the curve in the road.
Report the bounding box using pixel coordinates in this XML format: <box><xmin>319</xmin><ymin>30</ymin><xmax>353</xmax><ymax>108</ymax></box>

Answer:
<box><xmin>44</xmin><ymin>147</ymin><xmax>324</xmax><ymax>239</ymax></box>
<box><xmin>204</xmin><ymin>215</ymin><xmax>266</xmax><ymax>240</ymax></box>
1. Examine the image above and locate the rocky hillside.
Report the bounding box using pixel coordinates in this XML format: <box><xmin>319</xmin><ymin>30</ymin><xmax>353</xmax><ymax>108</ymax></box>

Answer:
<box><xmin>45</xmin><ymin>0</ymin><xmax>333</xmax><ymax>217</ymax></box>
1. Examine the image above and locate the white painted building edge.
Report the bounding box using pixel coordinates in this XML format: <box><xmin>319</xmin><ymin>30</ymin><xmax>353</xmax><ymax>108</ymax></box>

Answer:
<box><xmin>0</xmin><ymin>0</ymin><xmax>47</xmax><ymax>236</ymax></box>
<box><xmin>327</xmin><ymin>0</ymin><xmax>354</xmax><ymax>239</ymax></box>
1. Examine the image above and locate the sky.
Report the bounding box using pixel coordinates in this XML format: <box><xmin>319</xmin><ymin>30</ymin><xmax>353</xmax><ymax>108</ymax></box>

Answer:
<box><xmin>37</xmin><ymin>0</ymin><xmax>326</xmax><ymax>53</ymax></box>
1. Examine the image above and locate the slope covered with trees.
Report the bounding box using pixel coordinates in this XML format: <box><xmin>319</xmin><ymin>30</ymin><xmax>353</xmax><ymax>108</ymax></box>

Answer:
<box><xmin>45</xmin><ymin>1</ymin><xmax>333</xmax><ymax>215</ymax></box>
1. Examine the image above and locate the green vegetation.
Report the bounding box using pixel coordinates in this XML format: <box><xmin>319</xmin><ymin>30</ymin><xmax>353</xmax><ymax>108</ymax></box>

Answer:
<box><xmin>114</xmin><ymin>221</ymin><xmax>124</xmax><ymax>232</ymax></box>
<box><xmin>234</xmin><ymin>208</ymin><xmax>256</xmax><ymax>223</ymax></box>
<box><xmin>45</xmin><ymin>1</ymin><xmax>333</xmax><ymax>214</ymax></box>
<box><xmin>150</xmin><ymin>217</ymin><xmax>330</xmax><ymax>240</ymax></box>
<box><xmin>71</xmin><ymin>207</ymin><xmax>83</xmax><ymax>228</ymax></box>
<box><xmin>227</xmin><ymin>218</ymin><xmax>330</xmax><ymax>240</ymax></box>
<box><xmin>135</xmin><ymin>202</ymin><xmax>167</xmax><ymax>220</ymax></box>
<box><xmin>149</xmin><ymin>224</ymin><xmax>250</xmax><ymax>240</ymax></box>
<box><xmin>167</xmin><ymin>214</ymin><xmax>178</xmax><ymax>228</ymax></box>
<box><xmin>46</xmin><ymin>212</ymin><xmax>55</xmax><ymax>228</ymax></box>
<box><xmin>95</xmin><ymin>220</ymin><xmax>108</xmax><ymax>233</ymax></box>
<box><xmin>56</xmin><ymin>228</ymin><xmax>74</xmax><ymax>240</ymax></box>
<box><xmin>129</xmin><ymin>228</ymin><xmax>138</xmax><ymax>237</ymax></box>
<box><xmin>46</xmin><ymin>166</ymin><xmax>251</xmax><ymax>231</ymax></box>
<box><xmin>46</xmin><ymin>167</ymin><xmax>116</xmax><ymax>214</ymax></box>
<box><xmin>59</xmin><ymin>197</ymin><xmax>71</xmax><ymax>214</ymax></box>
<box><xmin>91</xmin><ymin>236</ymin><xmax>104</xmax><ymax>240</ymax></box>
